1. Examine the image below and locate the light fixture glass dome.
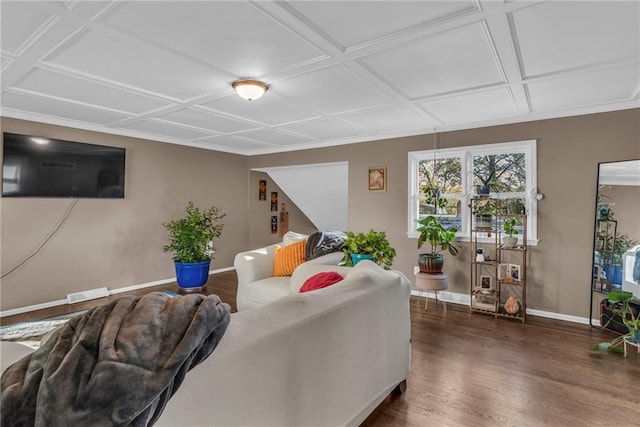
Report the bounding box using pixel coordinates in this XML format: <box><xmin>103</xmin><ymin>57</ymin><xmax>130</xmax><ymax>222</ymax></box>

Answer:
<box><xmin>232</xmin><ymin>80</ymin><xmax>268</xmax><ymax>101</ymax></box>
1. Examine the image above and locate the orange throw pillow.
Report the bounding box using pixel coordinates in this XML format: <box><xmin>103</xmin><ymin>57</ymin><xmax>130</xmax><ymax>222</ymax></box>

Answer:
<box><xmin>273</xmin><ymin>240</ymin><xmax>306</xmax><ymax>276</ymax></box>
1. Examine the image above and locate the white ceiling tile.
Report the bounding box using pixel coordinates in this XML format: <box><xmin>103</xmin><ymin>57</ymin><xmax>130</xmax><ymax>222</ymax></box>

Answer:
<box><xmin>420</xmin><ymin>88</ymin><xmax>518</xmax><ymax>124</ymax></box>
<box><xmin>282</xmin><ymin>119</ymin><xmax>365</xmax><ymax>140</ymax></box>
<box><xmin>290</xmin><ymin>1</ymin><xmax>475</xmax><ymax>48</ymax></box>
<box><xmin>241</xmin><ymin>129</ymin><xmax>314</xmax><ymax>146</ymax></box>
<box><xmin>0</xmin><ymin>1</ymin><xmax>54</xmax><ymax>54</ymax></box>
<box><xmin>200</xmin><ymin>95</ymin><xmax>319</xmax><ymax>126</ymax></box>
<box><xmin>342</xmin><ymin>106</ymin><xmax>435</xmax><ymax>133</ymax></box>
<box><xmin>44</xmin><ymin>29</ymin><xmax>228</xmax><ymax>99</ymax></box>
<box><xmin>102</xmin><ymin>1</ymin><xmax>324</xmax><ymax>76</ymax></box>
<box><xmin>361</xmin><ymin>22</ymin><xmax>505</xmax><ymax>98</ymax></box>
<box><xmin>527</xmin><ymin>65</ymin><xmax>639</xmax><ymax>112</ymax></box>
<box><xmin>513</xmin><ymin>1</ymin><xmax>640</xmax><ymax>77</ymax></box>
<box><xmin>198</xmin><ymin>136</ymin><xmax>273</xmax><ymax>151</ymax></box>
<box><xmin>13</xmin><ymin>68</ymin><xmax>168</xmax><ymax>114</ymax></box>
<box><xmin>156</xmin><ymin>108</ymin><xmax>259</xmax><ymax>133</ymax></box>
<box><xmin>277</xmin><ymin>65</ymin><xmax>392</xmax><ymax>114</ymax></box>
<box><xmin>1</xmin><ymin>91</ymin><xmax>129</xmax><ymax>124</ymax></box>
<box><xmin>120</xmin><ymin>120</ymin><xmax>212</xmax><ymax>140</ymax></box>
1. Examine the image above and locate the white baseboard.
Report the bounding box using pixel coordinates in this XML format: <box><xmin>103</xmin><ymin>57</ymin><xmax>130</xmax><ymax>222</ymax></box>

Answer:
<box><xmin>0</xmin><ymin>267</ymin><xmax>235</xmax><ymax>318</ymax></box>
<box><xmin>411</xmin><ymin>289</ymin><xmax>598</xmax><ymax>326</ymax></box>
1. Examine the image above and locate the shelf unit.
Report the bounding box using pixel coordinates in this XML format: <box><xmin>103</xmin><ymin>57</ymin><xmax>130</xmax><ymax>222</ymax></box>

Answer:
<box><xmin>592</xmin><ymin>219</ymin><xmax>617</xmax><ymax>294</ymax></box>
<box><xmin>469</xmin><ymin>197</ymin><xmax>527</xmax><ymax>323</ymax></box>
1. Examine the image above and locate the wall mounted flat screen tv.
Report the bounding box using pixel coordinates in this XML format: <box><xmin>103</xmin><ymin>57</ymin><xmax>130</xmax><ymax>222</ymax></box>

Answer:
<box><xmin>2</xmin><ymin>132</ymin><xmax>126</xmax><ymax>198</ymax></box>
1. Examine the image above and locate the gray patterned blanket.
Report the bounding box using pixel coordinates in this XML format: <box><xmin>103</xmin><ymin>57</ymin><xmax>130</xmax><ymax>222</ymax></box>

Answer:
<box><xmin>1</xmin><ymin>292</ymin><xmax>230</xmax><ymax>426</ymax></box>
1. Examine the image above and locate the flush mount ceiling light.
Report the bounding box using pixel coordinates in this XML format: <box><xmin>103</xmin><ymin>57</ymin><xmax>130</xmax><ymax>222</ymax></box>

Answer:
<box><xmin>232</xmin><ymin>79</ymin><xmax>268</xmax><ymax>101</ymax></box>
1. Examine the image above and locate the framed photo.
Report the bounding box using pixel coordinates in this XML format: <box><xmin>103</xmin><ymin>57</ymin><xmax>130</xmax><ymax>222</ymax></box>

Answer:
<box><xmin>509</xmin><ymin>263</ymin><xmax>521</xmax><ymax>281</ymax></box>
<box><xmin>270</xmin><ymin>192</ymin><xmax>278</xmax><ymax>211</ymax></box>
<box><xmin>258</xmin><ymin>180</ymin><xmax>267</xmax><ymax>200</ymax></box>
<box><xmin>480</xmin><ymin>275</ymin><xmax>492</xmax><ymax>289</ymax></box>
<box><xmin>368</xmin><ymin>166</ymin><xmax>386</xmax><ymax>192</ymax></box>
<box><xmin>498</xmin><ymin>263</ymin><xmax>509</xmax><ymax>280</ymax></box>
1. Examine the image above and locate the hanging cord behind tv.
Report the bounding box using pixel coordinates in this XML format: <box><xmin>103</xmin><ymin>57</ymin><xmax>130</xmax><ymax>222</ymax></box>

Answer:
<box><xmin>1</xmin><ymin>198</ymin><xmax>79</xmax><ymax>279</ymax></box>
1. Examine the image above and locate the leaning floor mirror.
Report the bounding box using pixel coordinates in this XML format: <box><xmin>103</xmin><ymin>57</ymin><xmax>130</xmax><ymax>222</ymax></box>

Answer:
<box><xmin>590</xmin><ymin>159</ymin><xmax>640</xmax><ymax>325</ymax></box>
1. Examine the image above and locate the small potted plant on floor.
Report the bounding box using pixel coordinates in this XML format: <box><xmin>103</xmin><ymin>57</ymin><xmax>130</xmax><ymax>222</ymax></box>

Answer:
<box><xmin>163</xmin><ymin>201</ymin><xmax>226</xmax><ymax>290</ymax></box>
<box><xmin>416</xmin><ymin>215</ymin><xmax>459</xmax><ymax>274</ymax></box>
<box><xmin>341</xmin><ymin>229</ymin><xmax>396</xmax><ymax>269</ymax></box>
<box><xmin>592</xmin><ymin>290</ymin><xmax>640</xmax><ymax>354</ymax></box>
<box><xmin>502</xmin><ymin>218</ymin><xmax>519</xmax><ymax>248</ymax></box>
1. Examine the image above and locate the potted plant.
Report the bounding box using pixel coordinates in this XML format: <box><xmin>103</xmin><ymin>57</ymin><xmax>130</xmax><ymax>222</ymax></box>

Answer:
<box><xmin>474</xmin><ymin>199</ymin><xmax>497</xmax><ymax>230</ymax></box>
<box><xmin>416</xmin><ymin>215</ymin><xmax>459</xmax><ymax>274</ymax></box>
<box><xmin>604</xmin><ymin>233</ymin><xmax>639</xmax><ymax>286</ymax></box>
<box><xmin>340</xmin><ymin>229</ymin><xmax>396</xmax><ymax>269</ymax></box>
<box><xmin>502</xmin><ymin>218</ymin><xmax>519</xmax><ymax>248</ymax></box>
<box><xmin>163</xmin><ymin>201</ymin><xmax>226</xmax><ymax>290</ymax></box>
<box><xmin>592</xmin><ymin>290</ymin><xmax>640</xmax><ymax>354</ymax></box>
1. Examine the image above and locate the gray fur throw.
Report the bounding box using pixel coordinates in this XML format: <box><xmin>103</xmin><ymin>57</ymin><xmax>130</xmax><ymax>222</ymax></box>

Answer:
<box><xmin>1</xmin><ymin>292</ymin><xmax>231</xmax><ymax>427</ymax></box>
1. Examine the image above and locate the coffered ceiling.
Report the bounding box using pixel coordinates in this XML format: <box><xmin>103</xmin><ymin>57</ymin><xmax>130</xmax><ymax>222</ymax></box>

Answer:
<box><xmin>1</xmin><ymin>1</ymin><xmax>639</xmax><ymax>155</ymax></box>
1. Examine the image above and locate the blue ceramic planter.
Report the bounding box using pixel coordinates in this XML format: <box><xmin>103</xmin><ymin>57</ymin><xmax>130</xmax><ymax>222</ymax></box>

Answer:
<box><xmin>174</xmin><ymin>260</ymin><xmax>210</xmax><ymax>290</ymax></box>
<box><xmin>351</xmin><ymin>253</ymin><xmax>374</xmax><ymax>266</ymax></box>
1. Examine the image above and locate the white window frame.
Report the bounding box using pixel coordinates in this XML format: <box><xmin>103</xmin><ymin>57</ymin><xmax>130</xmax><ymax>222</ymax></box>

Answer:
<box><xmin>408</xmin><ymin>140</ymin><xmax>538</xmax><ymax>245</ymax></box>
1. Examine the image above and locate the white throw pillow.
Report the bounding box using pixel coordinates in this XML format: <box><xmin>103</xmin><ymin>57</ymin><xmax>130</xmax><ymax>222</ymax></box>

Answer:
<box><xmin>282</xmin><ymin>231</ymin><xmax>309</xmax><ymax>246</ymax></box>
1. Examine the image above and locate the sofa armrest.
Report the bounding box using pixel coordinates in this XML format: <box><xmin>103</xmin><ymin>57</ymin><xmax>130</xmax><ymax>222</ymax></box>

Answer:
<box><xmin>234</xmin><ymin>245</ymin><xmax>276</xmax><ymax>289</ymax></box>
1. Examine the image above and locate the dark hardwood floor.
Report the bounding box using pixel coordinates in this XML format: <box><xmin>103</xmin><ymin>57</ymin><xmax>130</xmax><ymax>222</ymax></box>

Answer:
<box><xmin>2</xmin><ymin>272</ymin><xmax>639</xmax><ymax>426</ymax></box>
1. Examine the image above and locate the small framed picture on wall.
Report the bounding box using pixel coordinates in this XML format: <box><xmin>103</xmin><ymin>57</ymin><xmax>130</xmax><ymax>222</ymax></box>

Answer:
<box><xmin>368</xmin><ymin>166</ymin><xmax>386</xmax><ymax>192</ymax></box>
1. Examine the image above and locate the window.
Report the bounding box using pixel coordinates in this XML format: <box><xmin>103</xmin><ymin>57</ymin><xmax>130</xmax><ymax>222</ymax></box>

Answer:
<box><xmin>408</xmin><ymin>140</ymin><xmax>538</xmax><ymax>243</ymax></box>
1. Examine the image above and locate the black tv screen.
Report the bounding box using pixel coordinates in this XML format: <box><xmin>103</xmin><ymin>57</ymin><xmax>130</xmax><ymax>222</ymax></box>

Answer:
<box><xmin>2</xmin><ymin>133</ymin><xmax>125</xmax><ymax>198</ymax></box>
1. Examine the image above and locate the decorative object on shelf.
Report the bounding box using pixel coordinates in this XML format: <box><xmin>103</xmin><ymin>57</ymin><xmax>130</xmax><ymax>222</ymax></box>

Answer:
<box><xmin>509</xmin><ymin>264</ymin><xmax>521</xmax><ymax>281</ymax></box>
<box><xmin>480</xmin><ymin>275</ymin><xmax>492</xmax><ymax>289</ymax></box>
<box><xmin>163</xmin><ymin>201</ymin><xmax>225</xmax><ymax>290</ymax></box>
<box><xmin>368</xmin><ymin>166</ymin><xmax>386</xmax><ymax>192</ymax></box>
<box><xmin>476</xmin><ymin>248</ymin><xmax>485</xmax><ymax>262</ymax></box>
<box><xmin>340</xmin><ymin>229</ymin><xmax>396</xmax><ymax>269</ymax></box>
<box><xmin>504</xmin><ymin>296</ymin><xmax>521</xmax><ymax>315</ymax></box>
<box><xmin>592</xmin><ymin>290</ymin><xmax>640</xmax><ymax>354</ymax></box>
<box><xmin>232</xmin><ymin>79</ymin><xmax>268</xmax><ymax>101</ymax></box>
<box><xmin>502</xmin><ymin>218</ymin><xmax>519</xmax><ymax>248</ymax></box>
<box><xmin>416</xmin><ymin>215</ymin><xmax>459</xmax><ymax>274</ymax></box>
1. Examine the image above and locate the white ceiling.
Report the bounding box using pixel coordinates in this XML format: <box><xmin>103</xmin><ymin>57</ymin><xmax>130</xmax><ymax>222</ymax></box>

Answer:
<box><xmin>1</xmin><ymin>1</ymin><xmax>639</xmax><ymax>156</ymax></box>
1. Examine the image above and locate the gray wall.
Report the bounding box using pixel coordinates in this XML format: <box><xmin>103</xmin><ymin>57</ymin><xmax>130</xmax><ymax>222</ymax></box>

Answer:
<box><xmin>1</xmin><ymin>117</ymin><xmax>249</xmax><ymax>311</ymax></box>
<box><xmin>248</xmin><ymin>109</ymin><xmax>640</xmax><ymax>318</ymax></box>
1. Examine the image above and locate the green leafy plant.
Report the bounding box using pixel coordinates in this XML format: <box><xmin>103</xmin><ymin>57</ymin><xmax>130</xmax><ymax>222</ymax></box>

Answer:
<box><xmin>606</xmin><ymin>233</ymin><xmax>639</xmax><ymax>266</ymax></box>
<box><xmin>341</xmin><ymin>229</ymin><xmax>396</xmax><ymax>269</ymax></box>
<box><xmin>416</xmin><ymin>215</ymin><xmax>458</xmax><ymax>256</ymax></box>
<box><xmin>503</xmin><ymin>218</ymin><xmax>519</xmax><ymax>237</ymax></box>
<box><xmin>163</xmin><ymin>201</ymin><xmax>226</xmax><ymax>263</ymax></box>
<box><xmin>592</xmin><ymin>290</ymin><xmax>639</xmax><ymax>354</ymax></box>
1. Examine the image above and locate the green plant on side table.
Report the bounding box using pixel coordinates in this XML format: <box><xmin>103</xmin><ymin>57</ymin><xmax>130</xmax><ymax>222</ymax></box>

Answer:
<box><xmin>416</xmin><ymin>215</ymin><xmax>458</xmax><ymax>274</ymax></box>
<box><xmin>163</xmin><ymin>201</ymin><xmax>226</xmax><ymax>290</ymax></box>
<box><xmin>502</xmin><ymin>218</ymin><xmax>519</xmax><ymax>248</ymax></box>
<box><xmin>592</xmin><ymin>290</ymin><xmax>640</xmax><ymax>354</ymax></box>
<box><xmin>341</xmin><ymin>229</ymin><xmax>396</xmax><ymax>270</ymax></box>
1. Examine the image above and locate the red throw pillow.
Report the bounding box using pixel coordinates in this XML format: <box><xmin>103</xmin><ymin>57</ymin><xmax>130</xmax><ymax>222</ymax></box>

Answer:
<box><xmin>299</xmin><ymin>271</ymin><xmax>344</xmax><ymax>293</ymax></box>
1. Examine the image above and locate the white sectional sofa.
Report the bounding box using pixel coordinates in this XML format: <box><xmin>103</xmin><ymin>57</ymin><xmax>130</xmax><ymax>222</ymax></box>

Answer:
<box><xmin>157</xmin><ymin>260</ymin><xmax>412</xmax><ymax>426</ymax></box>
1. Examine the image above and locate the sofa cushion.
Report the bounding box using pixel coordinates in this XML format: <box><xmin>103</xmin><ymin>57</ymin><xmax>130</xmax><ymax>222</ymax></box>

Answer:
<box><xmin>282</xmin><ymin>231</ymin><xmax>309</xmax><ymax>246</ymax></box>
<box><xmin>300</xmin><ymin>271</ymin><xmax>344</xmax><ymax>293</ymax></box>
<box><xmin>273</xmin><ymin>240</ymin><xmax>306</xmax><ymax>276</ymax></box>
<box><xmin>243</xmin><ymin>277</ymin><xmax>293</xmax><ymax>307</ymax></box>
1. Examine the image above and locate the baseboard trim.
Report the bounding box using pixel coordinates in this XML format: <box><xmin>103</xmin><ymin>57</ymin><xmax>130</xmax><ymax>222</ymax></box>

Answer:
<box><xmin>0</xmin><ymin>266</ymin><xmax>235</xmax><ymax>318</ymax></box>
<box><xmin>410</xmin><ymin>289</ymin><xmax>596</xmax><ymax>326</ymax></box>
